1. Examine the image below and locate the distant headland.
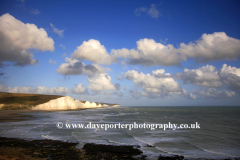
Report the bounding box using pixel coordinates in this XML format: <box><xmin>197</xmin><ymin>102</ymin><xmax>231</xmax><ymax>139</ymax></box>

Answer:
<box><xmin>0</xmin><ymin>92</ymin><xmax>120</xmax><ymax>110</ymax></box>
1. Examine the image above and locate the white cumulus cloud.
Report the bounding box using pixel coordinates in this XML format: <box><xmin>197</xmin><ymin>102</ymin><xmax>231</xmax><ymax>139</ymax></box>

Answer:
<box><xmin>71</xmin><ymin>84</ymin><xmax>87</xmax><ymax>94</ymax></box>
<box><xmin>179</xmin><ymin>32</ymin><xmax>240</xmax><ymax>62</ymax></box>
<box><xmin>87</xmin><ymin>73</ymin><xmax>116</xmax><ymax>92</ymax></box>
<box><xmin>219</xmin><ymin>64</ymin><xmax>240</xmax><ymax>92</ymax></box>
<box><xmin>176</xmin><ymin>65</ymin><xmax>222</xmax><ymax>88</ymax></box>
<box><xmin>0</xmin><ymin>13</ymin><xmax>54</xmax><ymax>66</ymax></box>
<box><xmin>112</xmin><ymin>38</ymin><xmax>180</xmax><ymax>66</ymax></box>
<box><xmin>71</xmin><ymin>39</ymin><xmax>117</xmax><ymax>65</ymax></box>
<box><xmin>124</xmin><ymin>69</ymin><xmax>187</xmax><ymax>98</ymax></box>
<box><xmin>112</xmin><ymin>32</ymin><xmax>240</xmax><ymax>67</ymax></box>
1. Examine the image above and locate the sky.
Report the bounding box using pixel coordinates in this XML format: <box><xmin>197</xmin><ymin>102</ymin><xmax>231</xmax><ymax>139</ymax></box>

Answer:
<box><xmin>0</xmin><ymin>0</ymin><xmax>240</xmax><ymax>106</ymax></box>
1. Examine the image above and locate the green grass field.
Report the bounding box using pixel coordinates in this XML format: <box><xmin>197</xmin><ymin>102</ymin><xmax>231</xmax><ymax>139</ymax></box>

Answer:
<box><xmin>0</xmin><ymin>92</ymin><xmax>63</xmax><ymax>110</ymax></box>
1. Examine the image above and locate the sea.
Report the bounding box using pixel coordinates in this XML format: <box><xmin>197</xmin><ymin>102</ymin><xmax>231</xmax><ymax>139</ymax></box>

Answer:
<box><xmin>0</xmin><ymin>106</ymin><xmax>240</xmax><ymax>160</ymax></box>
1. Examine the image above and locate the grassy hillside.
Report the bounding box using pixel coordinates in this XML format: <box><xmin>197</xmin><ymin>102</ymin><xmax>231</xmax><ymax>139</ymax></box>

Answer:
<box><xmin>0</xmin><ymin>92</ymin><xmax>63</xmax><ymax>110</ymax></box>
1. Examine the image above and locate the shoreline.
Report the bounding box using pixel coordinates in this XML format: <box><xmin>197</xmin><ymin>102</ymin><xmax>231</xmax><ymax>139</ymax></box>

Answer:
<box><xmin>0</xmin><ymin>137</ymin><xmax>147</xmax><ymax>160</ymax></box>
<box><xmin>0</xmin><ymin>108</ymin><xmax>186</xmax><ymax>160</ymax></box>
<box><xmin>1</xmin><ymin>109</ymin><xmax>238</xmax><ymax>160</ymax></box>
<box><xmin>1</xmin><ymin>136</ymin><xmax>235</xmax><ymax>160</ymax></box>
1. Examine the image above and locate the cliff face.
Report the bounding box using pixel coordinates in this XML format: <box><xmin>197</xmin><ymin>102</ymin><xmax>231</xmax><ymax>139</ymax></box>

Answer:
<box><xmin>32</xmin><ymin>96</ymin><xmax>83</xmax><ymax>110</ymax></box>
<box><xmin>32</xmin><ymin>96</ymin><xmax>120</xmax><ymax>110</ymax></box>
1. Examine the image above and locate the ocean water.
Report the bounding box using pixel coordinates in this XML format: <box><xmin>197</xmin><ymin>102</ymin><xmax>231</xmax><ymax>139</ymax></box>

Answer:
<box><xmin>0</xmin><ymin>106</ymin><xmax>240</xmax><ymax>160</ymax></box>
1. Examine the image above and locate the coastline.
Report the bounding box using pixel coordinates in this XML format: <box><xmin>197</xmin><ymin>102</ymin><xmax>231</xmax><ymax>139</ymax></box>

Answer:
<box><xmin>1</xmin><ymin>110</ymin><xmax>239</xmax><ymax>160</ymax></box>
<box><xmin>0</xmin><ymin>110</ymin><xmax>183</xmax><ymax>160</ymax></box>
<box><xmin>0</xmin><ymin>110</ymin><xmax>147</xmax><ymax>160</ymax></box>
<box><xmin>1</xmin><ymin>136</ymin><xmax>235</xmax><ymax>160</ymax></box>
<box><xmin>0</xmin><ymin>137</ymin><xmax>146</xmax><ymax>160</ymax></box>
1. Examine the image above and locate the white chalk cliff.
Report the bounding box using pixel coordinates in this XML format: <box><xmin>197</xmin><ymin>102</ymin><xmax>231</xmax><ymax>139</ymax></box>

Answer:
<box><xmin>32</xmin><ymin>96</ymin><xmax>120</xmax><ymax>110</ymax></box>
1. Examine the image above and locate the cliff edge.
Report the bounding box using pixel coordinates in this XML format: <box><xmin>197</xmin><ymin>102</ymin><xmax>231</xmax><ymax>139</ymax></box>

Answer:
<box><xmin>32</xmin><ymin>96</ymin><xmax>120</xmax><ymax>110</ymax></box>
<box><xmin>0</xmin><ymin>92</ymin><xmax>120</xmax><ymax>110</ymax></box>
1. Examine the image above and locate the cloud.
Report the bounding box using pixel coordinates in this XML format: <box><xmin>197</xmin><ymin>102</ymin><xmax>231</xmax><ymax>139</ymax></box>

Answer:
<box><xmin>87</xmin><ymin>73</ymin><xmax>117</xmax><ymax>92</ymax></box>
<box><xmin>50</xmin><ymin>23</ymin><xmax>64</xmax><ymax>36</ymax></box>
<box><xmin>71</xmin><ymin>39</ymin><xmax>117</xmax><ymax>65</ymax></box>
<box><xmin>0</xmin><ymin>84</ymin><xmax>87</xmax><ymax>95</ymax></box>
<box><xmin>117</xmin><ymin>76</ymin><xmax>123</xmax><ymax>80</ymax></box>
<box><xmin>189</xmin><ymin>94</ymin><xmax>197</xmax><ymax>99</ymax></box>
<box><xmin>124</xmin><ymin>70</ymin><xmax>181</xmax><ymax>93</ymax></box>
<box><xmin>61</xmin><ymin>53</ymin><xmax>67</xmax><ymax>57</ymax></box>
<box><xmin>0</xmin><ymin>13</ymin><xmax>54</xmax><ymax>66</ymax></box>
<box><xmin>30</xmin><ymin>9</ymin><xmax>41</xmax><ymax>15</ymax></box>
<box><xmin>219</xmin><ymin>64</ymin><xmax>240</xmax><ymax>92</ymax></box>
<box><xmin>57</xmin><ymin>57</ymin><xmax>106</xmax><ymax>77</ymax></box>
<box><xmin>60</xmin><ymin>44</ymin><xmax>66</xmax><ymax>49</ymax></box>
<box><xmin>135</xmin><ymin>7</ymin><xmax>146</xmax><ymax>16</ymax></box>
<box><xmin>129</xmin><ymin>89</ymin><xmax>142</xmax><ymax>99</ymax></box>
<box><xmin>135</xmin><ymin>4</ymin><xmax>161</xmax><ymax>18</ymax></box>
<box><xmin>112</xmin><ymin>32</ymin><xmax>240</xmax><ymax>67</ymax></box>
<box><xmin>49</xmin><ymin>59</ymin><xmax>56</xmax><ymax>64</ymax></box>
<box><xmin>176</xmin><ymin>65</ymin><xmax>222</xmax><ymax>88</ymax></box>
<box><xmin>0</xmin><ymin>72</ymin><xmax>4</xmax><ymax>76</ymax></box>
<box><xmin>60</xmin><ymin>32</ymin><xmax>240</xmax><ymax>68</ymax></box>
<box><xmin>121</xmin><ymin>86</ymin><xmax>126</xmax><ymax>90</ymax></box>
<box><xmin>0</xmin><ymin>84</ymin><xmax>9</xmax><ymax>92</ymax></box>
<box><xmin>71</xmin><ymin>84</ymin><xmax>87</xmax><ymax>94</ymax></box>
<box><xmin>177</xmin><ymin>89</ymin><xmax>197</xmax><ymax>99</ymax></box>
<box><xmin>0</xmin><ymin>84</ymin><xmax>69</xmax><ymax>95</ymax></box>
<box><xmin>112</xmin><ymin>38</ymin><xmax>180</xmax><ymax>66</ymax></box>
<box><xmin>148</xmin><ymin>4</ymin><xmax>160</xmax><ymax>18</ymax></box>
<box><xmin>175</xmin><ymin>64</ymin><xmax>240</xmax><ymax>93</ymax></box>
<box><xmin>114</xmin><ymin>83</ymin><xmax>121</xmax><ymax>90</ymax></box>
<box><xmin>120</xmin><ymin>60</ymin><xmax>126</xmax><ymax>65</ymax></box>
<box><xmin>114</xmin><ymin>90</ymin><xmax>123</xmax><ymax>97</ymax></box>
<box><xmin>179</xmin><ymin>32</ymin><xmax>240</xmax><ymax>62</ymax></box>
<box><xmin>193</xmin><ymin>88</ymin><xmax>235</xmax><ymax>99</ymax></box>
<box><xmin>124</xmin><ymin>69</ymin><xmax>187</xmax><ymax>98</ymax></box>
<box><xmin>152</xmin><ymin>69</ymin><xmax>171</xmax><ymax>78</ymax></box>
<box><xmin>34</xmin><ymin>86</ymin><xmax>70</xmax><ymax>95</ymax></box>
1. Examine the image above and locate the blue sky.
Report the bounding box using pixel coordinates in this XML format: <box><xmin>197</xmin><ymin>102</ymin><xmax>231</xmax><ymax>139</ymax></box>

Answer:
<box><xmin>0</xmin><ymin>0</ymin><xmax>240</xmax><ymax>106</ymax></box>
